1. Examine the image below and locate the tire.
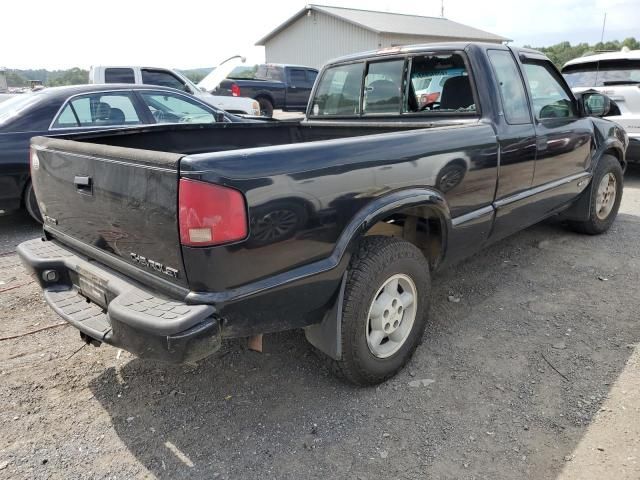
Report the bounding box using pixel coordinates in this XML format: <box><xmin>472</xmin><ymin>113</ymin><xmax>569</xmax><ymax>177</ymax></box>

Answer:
<box><xmin>567</xmin><ymin>154</ymin><xmax>622</xmax><ymax>235</ymax></box>
<box><xmin>257</xmin><ymin>97</ymin><xmax>274</xmax><ymax>118</ymax></box>
<box><xmin>328</xmin><ymin>236</ymin><xmax>430</xmax><ymax>386</ymax></box>
<box><xmin>24</xmin><ymin>181</ymin><xmax>43</xmax><ymax>224</ymax></box>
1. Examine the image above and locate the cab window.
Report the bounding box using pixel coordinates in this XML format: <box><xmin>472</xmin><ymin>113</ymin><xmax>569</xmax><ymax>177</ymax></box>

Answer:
<box><xmin>487</xmin><ymin>50</ymin><xmax>531</xmax><ymax>124</ymax></box>
<box><xmin>104</xmin><ymin>68</ymin><xmax>135</xmax><ymax>83</ymax></box>
<box><xmin>140</xmin><ymin>92</ymin><xmax>215</xmax><ymax>124</ymax></box>
<box><xmin>311</xmin><ymin>62</ymin><xmax>364</xmax><ymax>116</ymax></box>
<box><xmin>523</xmin><ymin>61</ymin><xmax>577</xmax><ymax>119</ymax></box>
<box><xmin>51</xmin><ymin>92</ymin><xmax>141</xmax><ymax>128</ymax></box>
<box><xmin>405</xmin><ymin>53</ymin><xmax>476</xmax><ymax>113</ymax></box>
<box><xmin>141</xmin><ymin>69</ymin><xmax>187</xmax><ymax>91</ymax></box>
<box><xmin>363</xmin><ymin>60</ymin><xmax>404</xmax><ymax>115</ymax></box>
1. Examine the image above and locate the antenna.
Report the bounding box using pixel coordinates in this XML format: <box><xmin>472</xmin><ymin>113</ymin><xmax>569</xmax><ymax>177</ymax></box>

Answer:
<box><xmin>595</xmin><ymin>12</ymin><xmax>606</xmax><ymax>86</ymax></box>
<box><xmin>441</xmin><ymin>0</ymin><xmax>444</xmax><ymax>17</ymax></box>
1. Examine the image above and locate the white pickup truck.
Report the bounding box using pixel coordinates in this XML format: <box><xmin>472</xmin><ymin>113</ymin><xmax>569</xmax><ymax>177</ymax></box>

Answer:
<box><xmin>563</xmin><ymin>47</ymin><xmax>640</xmax><ymax>162</ymax></box>
<box><xmin>89</xmin><ymin>59</ymin><xmax>260</xmax><ymax>116</ymax></box>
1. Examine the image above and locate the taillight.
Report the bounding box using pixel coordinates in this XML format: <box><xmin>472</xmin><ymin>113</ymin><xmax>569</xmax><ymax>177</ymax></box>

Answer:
<box><xmin>178</xmin><ymin>179</ymin><xmax>248</xmax><ymax>247</ymax></box>
<box><xmin>231</xmin><ymin>83</ymin><xmax>241</xmax><ymax>97</ymax></box>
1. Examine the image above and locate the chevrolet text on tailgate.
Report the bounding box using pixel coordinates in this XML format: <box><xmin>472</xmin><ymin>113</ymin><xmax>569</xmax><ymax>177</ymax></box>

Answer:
<box><xmin>19</xmin><ymin>43</ymin><xmax>629</xmax><ymax>385</ymax></box>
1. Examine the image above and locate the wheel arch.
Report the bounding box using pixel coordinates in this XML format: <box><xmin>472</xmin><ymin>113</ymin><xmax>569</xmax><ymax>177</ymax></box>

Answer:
<box><xmin>337</xmin><ymin>188</ymin><xmax>452</xmax><ymax>273</ymax></box>
<box><xmin>306</xmin><ymin>188</ymin><xmax>450</xmax><ymax>361</ymax></box>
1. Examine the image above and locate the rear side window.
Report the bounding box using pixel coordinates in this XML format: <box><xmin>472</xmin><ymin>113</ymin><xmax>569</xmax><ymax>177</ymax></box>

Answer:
<box><xmin>51</xmin><ymin>92</ymin><xmax>141</xmax><ymax>128</ymax></box>
<box><xmin>140</xmin><ymin>92</ymin><xmax>216</xmax><ymax>124</ymax></box>
<box><xmin>104</xmin><ymin>68</ymin><xmax>135</xmax><ymax>83</ymax></box>
<box><xmin>289</xmin><ymin>69</ymin><xmax>309</xmax><ymax>87</ymax></box>
<box><xmin>405</xmin><ymin>53</ymin><xmax>476</xmax><ymax>113</ymax></box>
<box><xmin>141</xmin><ymin>69</ymin><xmax>186</xmax><ymax>91</ymax></box>
<box><xmin>363</xmin><ymin>60</ymin><xmax>404</xmax><ymax>115</ymax></box>
<box><xmin>487</xmin><ymin>50</ymin><xmax>531</xmax><ymax>124</ymax></box>
<box><xmin>306</xmin><ymin>70</ymin><xmax>318</xmax><ymax>84</ymax></box>
<box><xmin>311</xmin><ymin>62</ymin><xmax>364</xmax><ymax>116</ymax></box>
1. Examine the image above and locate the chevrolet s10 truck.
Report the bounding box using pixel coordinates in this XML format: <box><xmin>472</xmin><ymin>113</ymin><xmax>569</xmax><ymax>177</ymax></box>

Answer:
<box><xmin>19</xmin><ymin>43</ymin><xmax>628</xmax><ymax>385</ymax></box>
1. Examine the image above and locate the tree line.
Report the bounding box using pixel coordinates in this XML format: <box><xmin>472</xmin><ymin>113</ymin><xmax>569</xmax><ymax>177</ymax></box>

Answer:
<box><xmin>4</xmin><ymin>37</ymin><xmax>639</xmax><ymax>88</ymax></box>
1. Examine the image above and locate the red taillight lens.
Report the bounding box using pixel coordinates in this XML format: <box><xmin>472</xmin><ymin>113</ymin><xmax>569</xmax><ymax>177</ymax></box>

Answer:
<box><xmin>231</xmin><ymin>83</ymin><xmax>241</xmax><ymax>97</ymax></box>
<box><xmin>426</xmin><ymin>92</ymin><xmax>440</xmax><ymax>103</ymax></box>
<box><xmin>178</xmin><ymin>179</ymin><xmax>248</xmax><ymax>247</ymax></box>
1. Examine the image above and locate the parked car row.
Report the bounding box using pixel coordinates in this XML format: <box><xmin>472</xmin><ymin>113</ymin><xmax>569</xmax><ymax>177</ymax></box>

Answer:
<box><xmin>561</xmin><ymin>47</ymin><xmax>640</xmax><ymax>162</ymax></box>
<box><xmin>18</xmin><ymin>42</ymin><xmax>628</xmax><ymax>386</ymax></box>
<box><xmin>211</xmin><ymin>63</ymin><xmax>318</xmax><ymax>117</ymax></box>
<box><xmin>0</xmin><ymin>84</ymin><xmax>251</xmax><ymax>221</ymax></box>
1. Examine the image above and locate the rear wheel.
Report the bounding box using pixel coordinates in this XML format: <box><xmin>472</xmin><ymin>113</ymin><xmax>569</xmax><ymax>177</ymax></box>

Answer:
<box><xmin>328</xmin><ymin>236</ymin><xmax>430</xmax><ymax>385</ymax></box>
<box><xmin>24</xmin><ymin>181</ymin><xmax>43</xmax><ymax>224</ymax></box>
<box><xmin>257</xmin><ymin>97</ymin><xmax>274</xmax><ymax>118</ymax></box>
<box><xmin>568</xmin><ymin>154</ymin><xmax>622</xmax><ymax>235</ymax></box>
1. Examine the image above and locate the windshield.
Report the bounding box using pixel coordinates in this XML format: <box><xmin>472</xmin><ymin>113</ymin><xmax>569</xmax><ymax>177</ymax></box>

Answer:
<box><xmin>563</xmin><ymin>59</ymin><xmax>640</xmax><ymax>87</ymax></box>
<box><xmin>0</xmin><ymin>93</ymin><xmax>43</xmax><ymax>126</ymax></box>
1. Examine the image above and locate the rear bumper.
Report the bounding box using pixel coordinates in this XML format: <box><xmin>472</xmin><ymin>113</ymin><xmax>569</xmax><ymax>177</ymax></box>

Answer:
<box><xmin>17</xmin><ymin>238</ymin><xmax>221</xmax><ymax>363</ymax></box>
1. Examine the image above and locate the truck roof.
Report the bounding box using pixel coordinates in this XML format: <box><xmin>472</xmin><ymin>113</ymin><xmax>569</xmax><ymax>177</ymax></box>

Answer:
<box><xmin>563</xmin><ymin>48</ymin><xmax>640</xmax><ymax>68</ymax></box>
<box><xmin>324</xmin><ymin>42</ymin><xmax>543</xmax><ymax>66</ymax></box>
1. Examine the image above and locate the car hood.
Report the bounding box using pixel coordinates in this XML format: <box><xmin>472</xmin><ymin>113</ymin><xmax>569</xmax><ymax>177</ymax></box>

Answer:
<box><xmin>198</xmin><ymin>55</ymin><xmax>246</xmax><ymax>92</ymax></box>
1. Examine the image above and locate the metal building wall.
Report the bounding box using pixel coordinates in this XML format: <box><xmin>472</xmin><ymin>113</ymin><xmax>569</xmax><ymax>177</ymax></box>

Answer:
<box><xmin>264</xmin><ymin>11</ymin><xmax>379</xmax><ymax>69</ymax></box>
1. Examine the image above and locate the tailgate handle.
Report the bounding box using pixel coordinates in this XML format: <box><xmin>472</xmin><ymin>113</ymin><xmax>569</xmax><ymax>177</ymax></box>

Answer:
<box><xmin>74</xmin><ymin>175</ymin><xmax>92</xmax><ymax>194</ymax></box>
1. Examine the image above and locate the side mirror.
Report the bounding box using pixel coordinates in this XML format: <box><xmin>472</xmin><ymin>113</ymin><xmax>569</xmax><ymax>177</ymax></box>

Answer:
<box><xmin>184</xmin><ymin>84</ymin><xmax>193</xmax><ymax>94</ymax></box>
<box><xmin>581</xmin><ymin>92</ymin><xmax>610</xmax><ymax>117</ymax></box>
<box><xmin>215</xmin><ymin>112</ymin><xmax>226</xmax><ymax>122</ymax></box>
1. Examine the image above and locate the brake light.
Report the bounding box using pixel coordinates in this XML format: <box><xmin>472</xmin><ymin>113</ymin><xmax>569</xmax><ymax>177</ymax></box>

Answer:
<box><xmin>178</xmin><ymin>179</ymin><xmax>247</xmax><ymax>246</ymax></box>
<box><xmin>231</xmin><ymin>83</ymin><xmax>241</xmax><ymax>97</ymax></box>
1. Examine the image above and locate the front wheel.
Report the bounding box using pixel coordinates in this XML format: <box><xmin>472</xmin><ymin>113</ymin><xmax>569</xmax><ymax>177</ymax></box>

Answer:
<box><xmin>328</xmin><ymin>236</ymin><xmax>430</xmax><ymax>385</ymax></box>
<box><xmin>567</xmin><ymin>154</ymin><xmax>622</xmax><ymax>235</ymax></box>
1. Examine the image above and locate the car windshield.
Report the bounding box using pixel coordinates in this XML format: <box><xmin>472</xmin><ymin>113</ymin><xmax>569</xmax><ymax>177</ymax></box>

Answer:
<box><xmin>563</xmin><ymin>59</ymin><xmax>640</xmax><ymax>87</ymax></box>
<box><xmin>0</xmin><ymin>93</ymin><xmax>43</xmax><ymax>126</ymax></box>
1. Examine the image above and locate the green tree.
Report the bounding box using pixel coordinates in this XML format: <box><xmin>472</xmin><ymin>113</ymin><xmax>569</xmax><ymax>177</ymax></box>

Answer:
<box><xmin>530</xmin><ymin>37</ymin><xmax>640</xmax><ymax>69</ymax></box>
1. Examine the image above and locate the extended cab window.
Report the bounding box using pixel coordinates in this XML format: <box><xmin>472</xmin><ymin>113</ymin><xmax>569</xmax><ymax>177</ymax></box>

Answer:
<box><xmin>51</xmin><ymin>93</ymin><xmax>141</xmax><ymax>128</ymax></box>
<box><xmin>141</xmin><ymin>69</ymin><xmax>186</xmax><ymax>91</ymax></box>
<box><xmin>311</xmin><ymin>62</ymin><xmax>364</xmax><ymax>116</ymax></box>
<box><xmin>405</xmin><ymin>53</ymin><xmax>476</xmax><ymax>113</ymax></box>
<box><xmin>363</xmin><ymin>60</ymin><xmax>404</xmax><ymax>114</ymax></box>
<box><xmin>104</xmin><ymin>68</ymin><xmax>135</xmax><ymax>83</ymax></box>
<box><xmin>487</xmin><ymin>50</ymin><xmax>531</xmax><ymax>124</ymax></box>
<box><xmin>140</xmin><ymin>92</ymin><xmax>215</xmax><ymax>124</ymax></box>
<box><xmin>523</xmin><ymin>61</ymin><xmax>576</xmax><ymax>119</ymax></box>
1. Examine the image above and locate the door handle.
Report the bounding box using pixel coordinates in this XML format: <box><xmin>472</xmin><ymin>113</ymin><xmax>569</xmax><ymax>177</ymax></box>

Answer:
<box><xmin>74</xmin><ymin>175</ymin><xmax>92</xmax><ymax>194</ymax></box>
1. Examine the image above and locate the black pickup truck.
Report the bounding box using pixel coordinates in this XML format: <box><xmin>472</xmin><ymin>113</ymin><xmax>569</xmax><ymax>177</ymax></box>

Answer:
<box><xmin>213</xmin><ymin>64</ymin><xmax>318</xmax><ymax>117</ymax></box>
<box><xmin>19</xmin><ymin>43</ymin><xmax>628</xmax><ymax>385</ymax></box>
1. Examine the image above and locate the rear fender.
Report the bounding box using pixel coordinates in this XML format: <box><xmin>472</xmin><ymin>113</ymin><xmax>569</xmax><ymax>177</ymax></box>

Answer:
<box><xmin>305</xmin><ymin>188</ymin><xmax>451</xmax><ymax>359</ymax></box>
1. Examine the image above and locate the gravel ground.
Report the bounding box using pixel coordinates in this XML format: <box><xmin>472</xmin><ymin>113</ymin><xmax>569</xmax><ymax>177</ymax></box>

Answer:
<box><xmin>1</xmin><ymin>167</ymin><xmax>640</xmax><ymax>479</ymax></box>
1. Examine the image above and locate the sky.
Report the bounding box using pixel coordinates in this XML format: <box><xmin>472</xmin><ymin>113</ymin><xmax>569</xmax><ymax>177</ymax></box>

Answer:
<box><xmin>1</xmin><ymin>0</ymin><xmax>639</xmax><ymax>70</ymax></box>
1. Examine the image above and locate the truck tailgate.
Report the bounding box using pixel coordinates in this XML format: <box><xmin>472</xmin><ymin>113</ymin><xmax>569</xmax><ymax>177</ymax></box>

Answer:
<box><xmin>30</xmin><ymin>136</ymin><xmax>187</xmax><ymax>288</ymax></box>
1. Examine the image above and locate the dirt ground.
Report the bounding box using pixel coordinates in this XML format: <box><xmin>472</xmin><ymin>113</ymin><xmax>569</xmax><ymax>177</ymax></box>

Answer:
<box><xmin>1</xmin><ymin>167</ymin><xmax>640</xmax><ymax>480</ymax></box>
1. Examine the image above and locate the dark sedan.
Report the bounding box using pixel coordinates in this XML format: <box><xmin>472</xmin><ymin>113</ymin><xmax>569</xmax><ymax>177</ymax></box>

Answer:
<box><xmin>0</xmin><ymin>84</ymin><xmax>243</xmax><ymax>222</ymax></box>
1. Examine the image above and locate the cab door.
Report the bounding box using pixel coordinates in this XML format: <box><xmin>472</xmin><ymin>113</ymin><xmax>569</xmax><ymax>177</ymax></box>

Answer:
<box><xmin>520</xmin><ymin>57</ymin><xmax>592</xmax><ymax>186</ymax></box>
<box><xmin>286</xmin><ymin>68</ymin><xmax>314</xmax><ymax>110</ymax></box>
